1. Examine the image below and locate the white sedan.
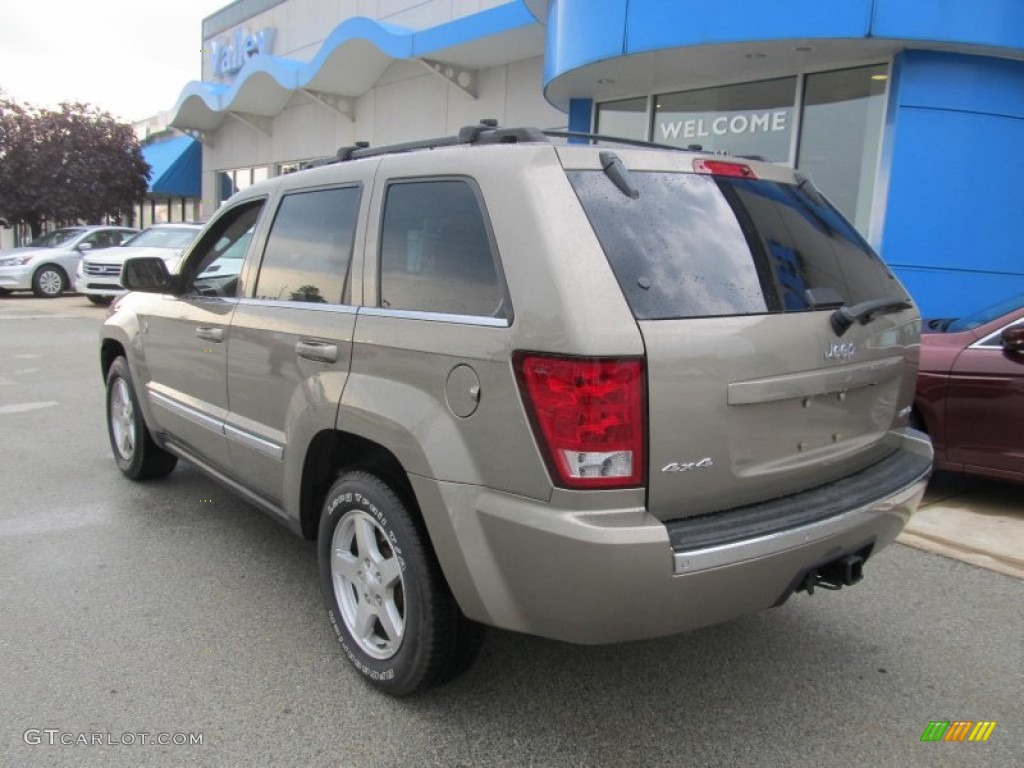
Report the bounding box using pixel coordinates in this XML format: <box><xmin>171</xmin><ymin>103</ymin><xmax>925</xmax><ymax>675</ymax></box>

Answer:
<box><xmin>0</xmin><ymin>226</ymin><xmax>138</xmax><ymax>298</ymax></box>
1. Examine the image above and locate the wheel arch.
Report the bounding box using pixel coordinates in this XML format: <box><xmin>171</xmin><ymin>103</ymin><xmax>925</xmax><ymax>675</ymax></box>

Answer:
<box><xmin>101</xmin><ymin>338</ymin><xmax>126</xmax><ymax>380</ymax></box>
<box><xmin>299</xmin><ymin>429</ymin><xmax>418</xmax><ymax>541</ymax></box>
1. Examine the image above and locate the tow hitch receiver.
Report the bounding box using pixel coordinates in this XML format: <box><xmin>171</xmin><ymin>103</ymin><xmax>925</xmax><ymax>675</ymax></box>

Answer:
<box><xmin>799</xmin><ymin>554</ymin><xmax>865</xmax><ymax>596</ymax></box>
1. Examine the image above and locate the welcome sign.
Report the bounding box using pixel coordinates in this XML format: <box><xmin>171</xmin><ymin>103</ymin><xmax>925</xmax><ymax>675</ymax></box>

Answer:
<box><xmin>655</xmin><ymin>107</ymin><xmax>793</xmax><ymax>161</ymax></box>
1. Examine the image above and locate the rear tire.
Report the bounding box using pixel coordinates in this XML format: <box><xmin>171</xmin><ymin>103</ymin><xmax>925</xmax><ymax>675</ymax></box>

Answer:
<box><xmin>105</xmin><ymin>357</ymin><xmax>178</xmax><ymax>480</ymax></box>
<box><xmin>318</xmin><ymin>471</ymin><xmax>481</xmax><ymax>695</ymax></box>
<box><xmin>32</xmin><ymin>264</ymin><xmax>67</xmax><ymax>297</ymax></box>
<box><xmin>87</xmin><ymin>295</ymin><xmax>113</xmax><ymax>306</ymax></box>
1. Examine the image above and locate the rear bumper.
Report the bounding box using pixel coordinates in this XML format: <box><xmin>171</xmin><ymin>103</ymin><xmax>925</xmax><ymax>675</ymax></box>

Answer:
<box><xmin>412</xmin><ymin>430</ymin><xmax>932</xmax><ymax>644</ymax></box>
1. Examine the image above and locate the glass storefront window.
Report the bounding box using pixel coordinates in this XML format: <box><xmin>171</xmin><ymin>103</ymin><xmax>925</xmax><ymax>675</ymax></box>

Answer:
<box><xmin>653</xmin><ymin>77</ymin><xmax>796</xmax><ymax>162</ymax></box>
<box><xmin>797</xmin><ymin>65</ymin><xmax>888</xmax><ymax>234</ymax></box>
<box><xmin>599</xmin><ymin>66</ymin><xmax>890</xmax><ymax>236</ymax></box>
<box><xmin>595</xmin><ymin>97</ymin><xmax>648</xmax><ymax>140</ymax></box>
<box><xmin>217</xmin><ymin>166</ymin><xmax>269</xmax><ymax>204</ymax></box>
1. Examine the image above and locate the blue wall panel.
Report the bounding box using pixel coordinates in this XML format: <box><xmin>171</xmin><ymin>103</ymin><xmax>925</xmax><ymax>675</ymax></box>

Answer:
<box><xmin>893</xmin><ymin>268</ymin><xmax>1024</xmax><ymax>319</ymax></box>
<box><xmin>872</xmin><ymin>0</ymin><xmax>1024</xmax><ymax>51</ymax></box>
<box><xmin>544</xmin><ymin>0</ymin><xmax>628</xmax><ymax>85</ymax></box>
<box><xmin>880</xmin><ymin>51</ymin><xmax>1024</xmax><ymax>318</ymax></box>
<box><xmin>542</xmin><ymin>0</ymin><xmax>1024</xmax><ymax>87</ymax></box>
<box><xmin>568</xmin><ymin>98</ymin><xmax>593</xmax><ymax>137</ymax></box>
<box><xmin>625</xmin><ymin>0</ymin><xmax>871</xmax><ymax>52</ymax></box>
<box><xmin>893</xmin><ymin>50</ymin><xmax>1024</xmax><ymax>118</ymax></box>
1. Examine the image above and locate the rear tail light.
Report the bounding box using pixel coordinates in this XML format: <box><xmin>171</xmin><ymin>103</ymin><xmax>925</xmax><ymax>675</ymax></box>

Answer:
<box><xmin>692</xmin><ymin>159</ymin><xmax>757</xmax><ymax>179</ymax></box>
<box><xmin>514</xmin><ymin>353</ymin><xmax>645</xmax><ymax>489</ymax></box>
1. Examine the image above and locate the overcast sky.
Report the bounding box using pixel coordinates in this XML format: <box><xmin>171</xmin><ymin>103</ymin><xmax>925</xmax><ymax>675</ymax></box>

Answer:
<box><xmin>0</xmin><ymin>0</ymin><xmax>226</xmax><ymax>122</ymax></box>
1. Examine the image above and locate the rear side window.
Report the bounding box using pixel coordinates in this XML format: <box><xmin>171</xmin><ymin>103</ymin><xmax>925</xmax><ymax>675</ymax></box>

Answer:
<box><xmin>568</xmin><ymin>170</ymin><xmax>907</xmax><ymax>320</ymax></box>
<box><xmin>255</xmin><ymin>186</ymin><xmax>360</xmax><ymax>304</ymax></box>
<box><xmin>379</xmin><ymin>179</ymin><xmax>506</xmax><ymax>319</ymax></box>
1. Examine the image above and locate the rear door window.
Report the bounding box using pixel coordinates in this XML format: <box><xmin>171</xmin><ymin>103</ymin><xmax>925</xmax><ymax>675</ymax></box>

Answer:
<box><xmin>254</xmin><ymin>186</ymin><xmax>361</xmax><ymax>304</ymax></box>
<box><xmin>379</xmin><ymin>179</ymin><xmax>507</xmax><ymax>319</ymax></box>
<box><xmin>568</xmin><ymin>170</ymin><xmax>907</xmax><ymax>320</ymax></box>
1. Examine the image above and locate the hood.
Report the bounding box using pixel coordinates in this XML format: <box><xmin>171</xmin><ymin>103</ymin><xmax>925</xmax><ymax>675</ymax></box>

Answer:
<box><xmin>82</xmin><ymin>245</ymin><xmax>184</xmax><ymax>265</ymax></box>
<box><xmin>0</xmin><ymin>246</ymin><xmax>51</xmax><ymax>259</ymax></box>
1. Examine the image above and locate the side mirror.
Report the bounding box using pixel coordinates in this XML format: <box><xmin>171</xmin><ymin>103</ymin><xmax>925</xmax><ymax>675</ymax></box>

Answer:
<box><xmin>122</xmin><ymin>256</ymin><xmax>179</xmax><ymax>294</ymax></box>
<box><xmin>1001</xmin><ymin>326</ymin><xmax>1024</xmax><ymax>358</ymax></box>
<box><xmin>77</xmin><ymin>242</ymin><xmax>93</xmax><ymax>252</ymax></box>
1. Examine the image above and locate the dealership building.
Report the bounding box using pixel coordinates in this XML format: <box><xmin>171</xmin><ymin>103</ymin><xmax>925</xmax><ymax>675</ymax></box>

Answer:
<box><xmin>168</xmin><ymin>0</ymin><xmax>1024</xmax><ymax>317</ymax></box>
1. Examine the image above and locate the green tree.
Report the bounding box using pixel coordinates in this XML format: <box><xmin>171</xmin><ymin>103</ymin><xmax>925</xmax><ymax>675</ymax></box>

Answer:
<box><xmin>0</xmin><ymin>97</ymin><xmax>149</xmax><ymax>239</ymax></box>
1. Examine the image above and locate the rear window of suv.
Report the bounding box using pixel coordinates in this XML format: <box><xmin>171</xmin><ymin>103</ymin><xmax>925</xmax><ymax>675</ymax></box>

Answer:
<box><xmin>568</xmin><ymin>170</ymin><xmax>907</xmax><ymax>320</ymax></box>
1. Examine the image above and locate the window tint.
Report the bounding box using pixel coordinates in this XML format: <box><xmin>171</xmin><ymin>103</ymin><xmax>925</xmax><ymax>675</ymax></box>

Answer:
<box><xmin>254</xmin><ymin>187</ymin><xmax>360</xmax><ymax>304</ymax></box>
<box><xmin>380</xmin><ymin>180</ymin><xmax>505</xmax><ymax>318</ymax></box>
<box><xmin>568</xmin><ymin>170</ymin><xmax>906</xmax><ymax>321</ymax></box>
<box><xmin>188</xmin><ymin>199</ymin><xmax>264</xmax><ymax>298</ymax></box>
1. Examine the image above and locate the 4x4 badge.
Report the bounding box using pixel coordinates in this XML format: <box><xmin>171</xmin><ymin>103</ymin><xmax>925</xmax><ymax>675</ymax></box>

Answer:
<box><xmin>662</xmin><ymin>458</ymin><xmax>714</xmax><ymax>473</ymax></box>
<box><xmin>825</xmin><ymin>341</ymin><xmax>856</xmax><ymax>361</ymax></box>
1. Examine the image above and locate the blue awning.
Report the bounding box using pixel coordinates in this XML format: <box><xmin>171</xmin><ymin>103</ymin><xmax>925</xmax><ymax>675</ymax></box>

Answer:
<box><xmin>142</xmin><ymin>136</ymin><xmax>201</xmax><ymax>197</ymax></box>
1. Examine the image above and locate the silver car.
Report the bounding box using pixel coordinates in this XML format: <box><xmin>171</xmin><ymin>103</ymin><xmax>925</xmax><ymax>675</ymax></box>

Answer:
<box><xmin>100</xmin><ymin>124</ymin><xmax>933</xmax><ymax>695</ymax></box>
<box><xmin>75</xmin><ymin>223</ymin><xmax>203</xmax><ymax>306</ymax></box>
<box><xmin>0</xmin><ymin>225</ymin><xmax>137</xmax><ymax>297</ymax></box>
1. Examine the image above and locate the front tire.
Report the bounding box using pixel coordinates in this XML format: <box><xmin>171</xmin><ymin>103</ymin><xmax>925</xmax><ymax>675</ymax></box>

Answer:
<box><xmin>32</xmin><ymin>264</ymin><xmax>67</xmax><ymax>297</ymax></box>
<box><xmin>318</xmin><ymin>471</ymin><xmax>480</xmax><ymax>695</ymax></box>
<box><xmin>105</xmin><ymin>357</ymin><xmax>178</xmax><ymax>480</ymax></box>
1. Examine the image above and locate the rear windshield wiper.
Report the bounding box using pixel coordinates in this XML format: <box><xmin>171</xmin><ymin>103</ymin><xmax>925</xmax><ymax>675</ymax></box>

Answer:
<box><xmin>599</xmin><ymin>151</ymin><xmax>639</xmax><ymax>199</ymax></box>
<box><xmin>831</xmin><ymin>299</ymin><xmax>913</xmax><ymax>336</ymax></box>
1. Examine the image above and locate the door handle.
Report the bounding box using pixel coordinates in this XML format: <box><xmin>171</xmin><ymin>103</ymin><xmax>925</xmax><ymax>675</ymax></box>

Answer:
<box><xmin>296</xmin><ymin>340</ymin><xmax>338</xmax><ymax>363</ymax></box>
<box><xmin>196</xmin><ymin>326</ymin><xmax>224</xmax><ymax>343</ymax></box>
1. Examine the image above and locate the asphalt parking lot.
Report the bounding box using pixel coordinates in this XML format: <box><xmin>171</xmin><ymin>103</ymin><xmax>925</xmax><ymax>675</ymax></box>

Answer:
<box><xmin>1</xmin><ymin>295</ymin><xmax>1021</xmax><ymax>768</ymax></box>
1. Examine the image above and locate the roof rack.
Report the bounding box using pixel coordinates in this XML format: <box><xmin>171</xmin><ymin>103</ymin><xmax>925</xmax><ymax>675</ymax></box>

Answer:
<box><xmin>306</xmin><ymin>121</ymin><xmax>547</xmax><ymax>167</ymax></box>
<box><xmin>310</xmin><ymin>119</ymin><xmax>757</xmax><ymax>167</ymax></box>
<box><xmin>541</xmin><ymin>129</ymin><xmax>702</xmax><ymax>152</ymax></box>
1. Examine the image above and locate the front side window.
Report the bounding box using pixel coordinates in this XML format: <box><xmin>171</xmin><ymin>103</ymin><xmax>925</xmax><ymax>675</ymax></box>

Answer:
<box><xmin>253</xmin><ymin>186</ymin><xmax>360</xmax><ymax>304</ymax></box>
<box><xmin>569</xmin><ymin>170</ymin><xmax>907</xmax><ymax>321</ymax></box>
<box><xmin>187</xmin><ymin>200</ymin><xmax>264</xmax><ymax>297</ymax></box>
<box><xmin>81</xmin><ymin>230</ymin><xmax>122</xmax><ymax>250</ymax></box>
<box><xmin>379</xmin><ymin>180</ymin><xmax>506</xmax><ymax>319</ymax></box>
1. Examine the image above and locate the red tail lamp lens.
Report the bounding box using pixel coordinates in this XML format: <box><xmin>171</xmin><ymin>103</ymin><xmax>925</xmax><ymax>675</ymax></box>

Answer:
<box><xmin>514</xmin><ymin>353</ymin><xmax>645</xmax><ymax>489</ymax></box>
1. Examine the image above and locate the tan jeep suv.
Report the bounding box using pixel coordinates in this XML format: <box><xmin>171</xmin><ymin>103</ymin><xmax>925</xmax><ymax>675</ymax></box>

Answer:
<box><xmin>101</xmin><ymin>123</ymin><xmax>933</xmax><ymax>695</ymax></box>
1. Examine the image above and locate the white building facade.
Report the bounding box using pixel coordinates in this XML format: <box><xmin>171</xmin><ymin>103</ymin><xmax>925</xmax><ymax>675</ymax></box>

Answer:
<box><xmin>171</xmin><ymin>0</ymin><xmax>564</xmax><ymax>218</ymax></box>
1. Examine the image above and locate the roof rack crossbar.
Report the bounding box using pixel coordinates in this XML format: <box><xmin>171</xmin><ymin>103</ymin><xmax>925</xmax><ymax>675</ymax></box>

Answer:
<box><xmin>542</xmin><ymin>130</ymin><xmax>700</xmax><ymax>152</ymax></box>
<box><xmin>326</xmin><ymin>122</ymin><xmax>547</xmax><ymax>164</ymax></box>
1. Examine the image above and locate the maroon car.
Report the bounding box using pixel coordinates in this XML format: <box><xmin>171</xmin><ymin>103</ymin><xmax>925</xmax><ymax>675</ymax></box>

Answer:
<box><xmin>914</xmin><ymin>293</ymin><xmax>1024</xmax><ymax>483</ymax></box>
